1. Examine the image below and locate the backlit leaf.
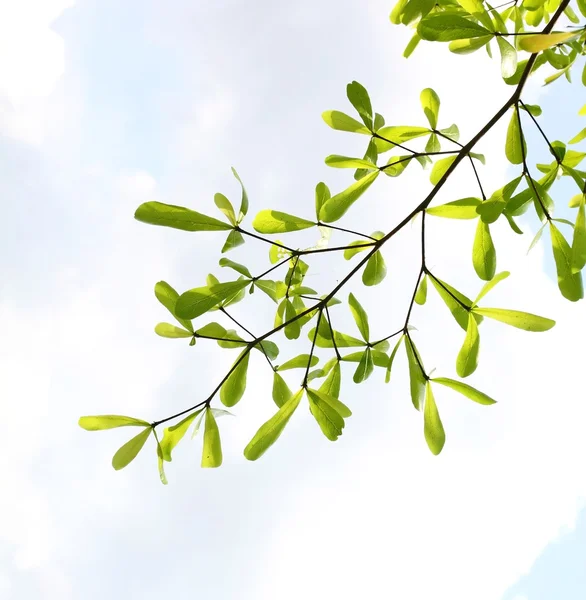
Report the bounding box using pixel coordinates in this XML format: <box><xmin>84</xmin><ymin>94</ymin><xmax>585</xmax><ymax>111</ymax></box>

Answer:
<box><xmin>424</xmin><ymin>382</ymin><xmax>445</xmax><ymax>455</ymax></box>
<box><xmin>221</xmin><ymin>229</ymin><xmax>245</xmax><ymax>253</ymax></box>
<box><xmin>473</xmin><ymin>271</ymin><xmax>510</xmax><ymax>305</ymax></box>
<box><xmin>420</xmin><ymin>88</ymin><xmax>440</xmax><ymax>129</ymax></box>
<box><xmin>472</xmin><ymin>307</ymin><xmax>555</xmax><ymax>331</ymax></box>
<box><xmin>429</xmin><ymin>275</ymin><xmax>472</xmax><ymax>330</ymax></box>
<box><xmin>348</xmin><ymin>293</ymin><xmax>370</xmax><ymax>341</ymax></box>
<box><xmin>427</xmin><ymin>198</ymin><xmax>481</xmax><ymax>219</ymax></box>
<box><xmin>319</xmin><ymin>171</ymin><xmax>380</xmax><ymax>223</ymax></box>
<box><xmin>363</xmin><ymin>250</ymin><xmax>387</xmax><ymax>286</ymax></box>
<box><xmin>112</xmin><ymin>427</ymin><xmax>152</xmax><ymax>471</ymax></box>
<box><xmin>418</xmin><ymin>14</ymin><xmax>492</xmax><ymax>41</ymax></box>
<box><xmin>277</xmin><ymin>354</ymin><xmax>319</xmax><ymax>371</ymax></box>
<box><xmin>154</xmin><ymin>323</ymin><xmax>193</xmax><ymax>338</ymax></box>
<box><xmin>159</xmin><ymin>409</ymin><xmax>203</xmax><ymax>461</ymax></box>
<box><xmin>406</xmin><ymin>336</ymin><xmax>426</xmax><ymax>410</ymax></box>
<box><xmin>346</xmin><ymin>80</ymin><xmax>373</xmax><ymax>129</ymax></box>
<box><xmin>319</xmin><ymin>361</ymin><xmax>342</xmax><ymax>398</ymax></box>
<box><xmin>456</xmin><ymin>313</ymin><xmax>480</xmax><ymax>378</ymax></box>
<box><xmin>253</xmin><ymin>210</ymin><xmax>315</xmax><ymax>233</ymax></box>
<box><xmin>214</xmin><ymin>193</ymin><xmax>236</xmax><ymax>226</ymax></box>
<box><xmin>79</xmin><ymin>415</ymin><xmax>150</xmax><ymax>431</ymax></box>
<box><xmin>244</xmin><ymin>389</ymin><xmax>304</xmax><ymax>461</ymax></box>
<box><xmin>550</xmin><ymin>222</ymin><xmax>584</xmax><ymax>301</ymax></box>
<box><xmin>135</xmin><ymin>202</ymin><xmax>232</xmax><ymax>232</ymax></box>
<box><xmin>220</xmin><ymin>350</ymin><xmax>250</xmax><ymax>407</ymax></box>
<box><xmin>154</xmin><ymin>281</ymin><xmax>193</xmax><ymax>332</ymax></box>
<box><xmin>385</xmin><ymin>335</ymin><xmax>404</xmax><ymax>383</ymax></box>
<box><xmin>415</xmin><ymin>274</ymin><xmax>428</xmax><ymax>305</ymax></box>
<box><xmin>432</xmin><ymin>377</ymin><xmax>496</xmax><ymax>405</ymax></box>
<box><xmin>272</xmin><ymin>372</ymin><xmax>292</xmax><ymax>408</ymax></box>
<box><xmin>505</xmin><ymin>106</ymin><xmax>525</xmax><ymax>165</ymax></box>
<box><xmin>571</xmin><ymin>197</ymin><xmax>586</xmax><ymax>273</ymax></box>
<box><xmin>353</xmin><ymin>348</ymin><xmax>374</xmax><ymax>383</ymax></box>
<box><xmin>201</xmin><ymin>409</ymin><xmax>222</xmax><ymax>468</ymax></box>
<box><xmin>322</xmin><ymin>110</ymin><xmax>371</xmax><ymax>133</ymax></box>
<box><xmin>473</xmin><ymin>220</ymin><xmax>496</xmax><ymax>281</ymax></box>
<box><xmin>307</xmin><ymin>389</ymin><xmax>345</xmax><ymax>441</ymax></box>
<box><xmin>518</xmin><ymin>32</ymin><xmax>578</xmax><ymax>53</ymax></box>
<box><xmin>430</xmin><ymin>156</ymin><xmax>458</xmax><ymax>185</ymax></box>
<box><xmin>231</xmin><ymin>167</ymin><xmax>249</xmax><ymax>220</ymax></box>
<box><xmin>176</xmin><ymin>280</ymin><xmax>250</xmax><ymax>320</ymax></box>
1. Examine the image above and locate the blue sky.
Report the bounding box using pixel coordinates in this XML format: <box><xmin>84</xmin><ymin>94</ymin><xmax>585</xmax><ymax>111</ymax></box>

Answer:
<box><xmin>1</xmin><ymin>1</ymin><xmax>585</xmax><ymax>598</ymax></box>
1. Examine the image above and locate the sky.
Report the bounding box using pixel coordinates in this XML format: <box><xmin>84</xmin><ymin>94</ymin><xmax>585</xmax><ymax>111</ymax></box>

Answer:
<box><xmin>1</xmin><ymin>1</ymin><xmax>585</xmax><ymax>598</ymax></box>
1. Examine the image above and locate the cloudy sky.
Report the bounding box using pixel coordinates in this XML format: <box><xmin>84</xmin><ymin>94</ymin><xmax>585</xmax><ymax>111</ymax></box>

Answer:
<box><xmin>1</xmin><ymin>1</ymin><xmax>585</xmax><ymax>598</ymax></box>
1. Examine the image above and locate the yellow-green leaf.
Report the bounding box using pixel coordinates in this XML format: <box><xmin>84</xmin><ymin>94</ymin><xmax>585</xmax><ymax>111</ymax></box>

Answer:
<box><xmin>414</xmin><ymin>274</ymin><xmax>428</xmax><ymax>305</ymax></box>
<box><xmin>220</xmin><ymin>350</ymin><xmax>250</xmax><ymax>407</ymax></box>
<box><xmin>176</xmin><ymin>280</ymin><xmax>250</xmax><ymax>320</ymax></box>
<box><xmin>473</xmin><ymin>220</ymin><xmax>496</xmax><ymax>281</ymax></box>
<box><xmin>214</xmin><ymin>192</ymin><xmax>236</xmax><ymax>226</ymax></box>
<box><xmin>79</xmin><ymin>415</ymin><xmax>150</xmax><ymax>431</ymax></box>
<box><xmin>159</xmin><ymin>410</ymin><xmax>203</xmax><ymax>462</ymax></box>
<box><xmin>420</xmin><ymin>88</ymin><xmax>440</xmax><ymax>129</ymax></box>
<box><xmin>427</xmin><ymin>197</ymin><xmax>481</xmax><ymax>219</ymax></box>
<box><xmin>456</xmin><ymin>313</ymin><xmax>480</xmax><ymax>378</ymax></box>
<box><xmin>319</xmin><ymin>361</ymin><xmax>342</xmax><ymax>398</ymax></box>
<box><xmin>307</xmin><ymin>389</ymin><xmax>346</xmax><ymax>441</ymax></box>
<box><xmin>550</xmin><ymin>222</ymin><xmax>584</xmax><ymax>301</ymax></box>
<box><xmin>322</xmin><ymin>110</ymin><xmax>371</xmax><ymax>134</ymax></box>
<box><xmin>252</xmin><ymin>210</ymin><xmax>315</xmax><ymax>234</ymax></box>
<box><xmin>406</xmin><ymin>337</ymin><xmax>426</xmax><ymax>410</ymax></box>
<box><xmin>112</xmin><ymin>427</ymin><xmax>152</xmax><ymax>471</ymax></box>
<box><xmin>424</xmin><ymin>382</ymin><xmax>445</xmax><ymax>455</ymax></box>
<box><xmin>571</xmin><ymin>197</ymin><xmax>586</xmax><ymax>273</ymax></box>
<box><xmin>154</xmin><ymin>281</ymin><xmax>193</xmax><ymax>332</ymax></box>
<box><xmin>473</xmin><ymin>271</ymin><xmax>510</xmax><ymax>305</ymax></box>
<box><xmin>135</xmin><ymin>202</ymin><xmax>232</xmax><ymax>232</ymax></box>
<box><xmin>430</xmin><ymin>155</ymin><xmax>458</xmax><ymax>185</ymax></box>
<box><xmin>201</xmin><ymin>409</ymin><xmax>222</xmax><ymax>468</ymax></box>
<box><xmin>385</xmin><ymin>335</ymin><xmax>404</xmax><ymax>383</ymax></box>
<box><xmin>244</xmin><ymin>389</ymin><xmax>304</xmax><ymax>460</ymax></box>
<box><xmin>348</xmin><ymin>293</ymin><xmax>370</xmax><ymax>341</ymax></box>
<box><xmin>432</xmin><ymin>377</ymin><xmax>496</xmax><ymax>405</ymax></box>
<box><xmin>505</xmin><ymin>106</ymin><xmax>525</xmax><ymax>165</ymax></box>
<box><xmin>472</xmin><ymin>307</ymin><xmax>555</xmax><ymax>331</ymax></box>
<box><xmin>154</xmin><ymin>323</ymin><xmax>193</xmax><ymax>339</ymax></box>
<box><xmin>319</xmin><ymin>171</ymin><xmax>380</xmax><ymax>223</ymax></box>
<box><xmin>518</xmin><ymin>31</ymin><xmax>578</xmax><ymax>53</ymax></box>
<box><xmin>362</xmin><ymin>250</ymin><xmax>387</xmax><ymax>286</ymax></box>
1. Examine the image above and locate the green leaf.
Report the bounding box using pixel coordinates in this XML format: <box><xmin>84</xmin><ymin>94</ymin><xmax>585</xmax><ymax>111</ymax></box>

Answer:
<box><xmin>425</xmin><ymin>132</ymin><xmax>440</xmax><ymax>153</ymax></box>
<box><xmin>430</xmin><ymin>156</ymin><xmax>458</xmax><ymax>185</ymax></box>
<box><xmin>355</xmin><ymin>139</ymin><xmax>379</xmax><ymax>181</ymax></box>
<box><xmin>176</xmin><ymin>279</ymin><xmax>250</xmax><ymax>320</ymax></box>
<box><xmin>156</xmin><ymin>435</ymin><xmax>168</xmax><ymax>485</ymax></box>
<box><xmin>154</xmin><ymin>323</ymin><xmax>193</xmax><ymax>338</ymax></box>
<box><xmin>322</xmin><ymin>110</ymin><xmax>371</xmax><ymax>134</ymax></box>
<box><xmin>385</xmin><ymin>335</ymin><xmax>404</xmax><ymax>383</ymax></box>
<box><xmin>135</xmin><ymin>202</ymin><xmax>232</xmax><ymax>232</ymax></box>
<box><xmin>325</xmin><ymin>155</ymin><xmax>378</xmax><ymax>170</ymax></box>
<box><xmin>550</xmin><ymin>222</ymin><xmax>584</xmax><ymax>301</ymax></box>
<box><xmin>406</xmin><ymin>336</ymin><xmax>425</xmax><ymax>410</ymax></box>
<box><xmin>201</xmin><ymin>409</ymin><xmax>222</xmax><ymax>468</ymax></box>
<box><xmin>309</xmin><ymin>321</ymin><xmax>365</xmax><ymax>348</ymax></box>
<box><xmin>432</xmin><ymin>377</ymin><xmax>496</xmax><ymax>405</ymax></box>
<box><xmin>343</xmin><ymin>241</ymin><xmax>371</xmax><ymax>260</ymax></box>
<box><xmin>569</xmin><ymin>128</ymin><xmax>586</xmax><ymax>145</ymax></box>
<box><xmin>256</xmin><ymin>340</ymin><xmax>279</xmax><ymax>361</ymax></box>
<box><xmin>79</xmin><ymin>415</ymin><xmax>150</xmax><ymax>431</ymax></box>
<box><xmin>253</xmin><ymin>210</ymin><xmax>315</xmax><ymax>234</ymax></box>
<box><xmin>254</xmin><ymin>279</ymin><xmax>280</xmax><ymax>302</ymax></box>
<box><xmin>353</xmin><ymin>348</ymin><xmax>374</xmax><ymax>383</ymax></box>
<box><xmin>214</xmin><ymin>193</ymin><xmax>236</xmax><ymax>226</ymax></box>
<box><xmin>315</xmin><ymin>182</ymin><xmax>331</xmax><ymax>219</ymax></box>
<box><xmin>472</xmin><ymin>307</ymin><xmax>555</xmax><ymax>331</ymax></box>
<box><xmin>427</xmin><ymin>197</ymin><xmax>481</xmax><ymax>219</ymax></box>
<box><xmin>154</xmin><ymin>281</ymin><xmax>193</xmax><ymax>332</ymax></box>
<box><xmin>283</xmin><ymin>299</ymin><xmax>301</xmax><ymax>340</ymax></box>
<box><xmin>473</xmin><ymin>271</ymin><xmax>510</xmax><ymax>305</ymax></box>
<box><xmin>473</xmin><ymin>220</ymin><xmax>496</xmax><ymax>281</ymax></box>
<box><xmin>424</xmin><ymin>383</ymin><xmax>445</xmax><ymax>456</ymax></box>
<box><xmin>159</xmin><ymin>409</ymin><xmax>203</xmax><ymax>461</ymax></box>
<box><xmin>348</xmin><ymin>293</ymin><xmax>370</xmax><ymax>341</ymax></box>
<box><xmin>375</xmin><ymin>126</ymin><xmax>429</xmax><ymax>152</ymax></box>
<box><xmin>219</xmin><ymin>258</ymin><xmax>252</xmax><ymax>278</ymax></box>
<box><xmin>420</xmin><ymin>88</ymin><xmax>440</xmax><ymax>129</ymax></box>
<box><xmin>415</xmin><ymin>274</ymin><xmax>428</xmax><ymax>305</ymax></box>
<box><xmin>272</xmin><ymin>372</ymin><xmax>292</xmax><ymax>408</ymax></box>
<box><xmin>418</xmin><ymin>14</ymin><xmax>492</xmax><ymax>41</ymax></box>
<box><xmin>277</xmin><ymin>354</ymin><xmax>319</xmax><ymax>371</ymax></box>
<box><xmin>231</xmin><ymin>167</ymin><xmax>249</xmax><ymax>221</ymax></box>
<box><xmin>221</xmin><ymin>229</ymin><xmax>245</xmax><ymax>253</ymax></box>
<box><xmin>505</xmin><ymin>107</ymin><xmax>525</xmax><ymax>165</ymax></box>
<box><xmin>429</xmin><ymin>275</ymin><xmax>471</xmax><ymax>330</ymax></box>
<box><xmin>220</xmin><ymin>350</ymin><xmax>250</xmax><ymax>407</ymax></box>
<box><xmin>476</xmin><ymin>199</ymin><xmax>506</xmax><ymax>224</ymax></box>
<box><xmin>496</xmin><ymin>36</ymin><xmax>517</xmax><ymax>79</ymax></box>
<box><xmin>520</xmin><ymin>103</ymin><xmax>542</xmax><ymax>117</ymax></box>
<box><xmin>449</xmin><ymin>35</ymin><xmax>491</xmax><ymax>54</ymax></box>
<box><xmin>319</xmin><ymin>361</ymin><xmax>342</xmax><ymax>398</ymax></box>
<box><xmin>319</xmin><ymin>171</ymin><xmax>380</xmax><ymax>223</ymax></box>
<box><xmin>456</xmin><ymin>313</ymin><xmax>480</xmax><ymax>378</ymax></box>
<box><xmin>112</xmin><ymin>427</ymin><xmax>152</xmax><ymax>471</ymax></box>
<box><xmin>342</xmin><ymin>350</ymin><xmax>388</xmax><ymax>367</ymax></box>
<box><xmin>363</xmin><ymin>250</ymin><xmax>387</xmax><ymax>286</ymax></box>
<box><xmin>571</xmin><ymin>197</ymin><xmax>586</xmax><ymax>273</ymax></box>
<box><xmin>309</xmin><ymin>388</ymin><xmax>351</xmax><ymax>418</ymax></box>
<box><xmin>307</xmin><ymin>389</ymin><xmax>346</xmax><ymax>441</ymax></box>
<box><xmin>244</xmin><ymin>389</ymin><xmax>304</xmax><ymax>460</ymax></box>
<box><xmin>346</xmin><ymin>80</ymin><xmax>373</xmax><ymax>129</ymax></box>
<box><xmin>518</xmin><ymin>32</ymin><xmax>578</xmax><ymax>53</ymax></box>
<box><xmin>383</xmin><ymin>155</ymin><xmax>412</xmax><ymax>177</ymax></box>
